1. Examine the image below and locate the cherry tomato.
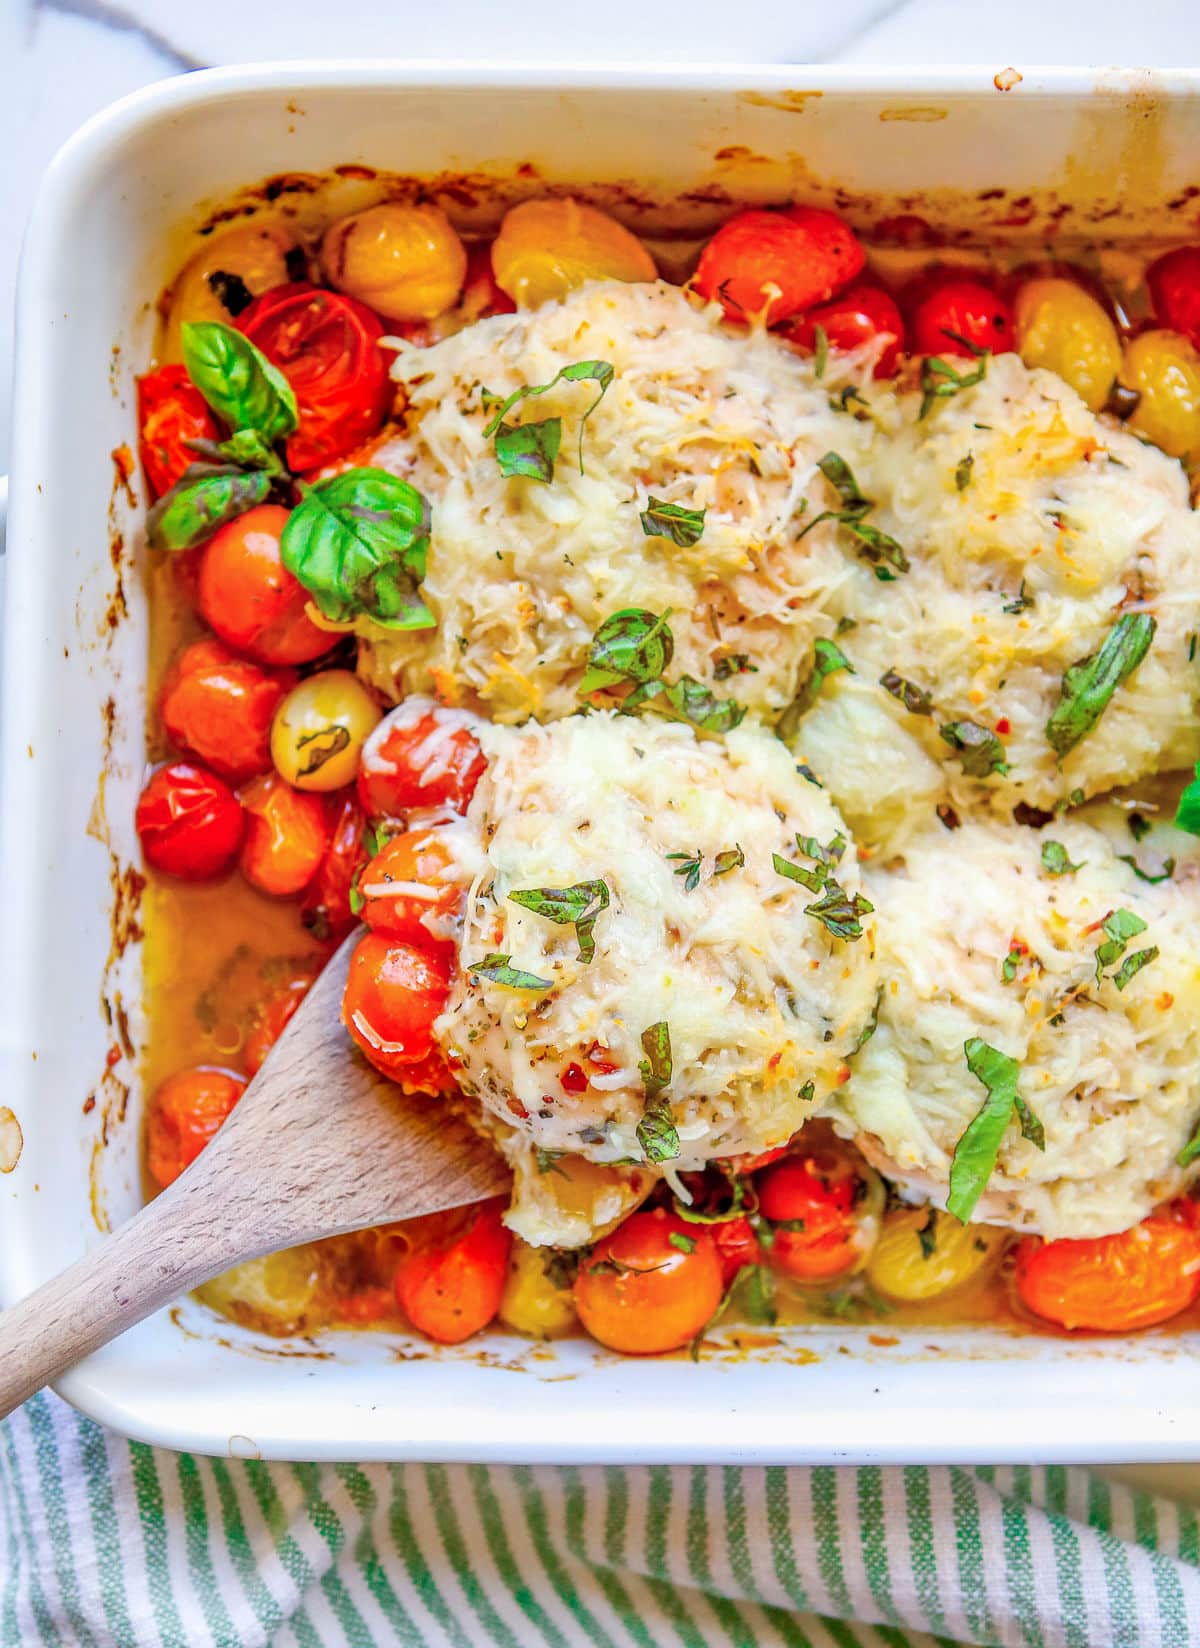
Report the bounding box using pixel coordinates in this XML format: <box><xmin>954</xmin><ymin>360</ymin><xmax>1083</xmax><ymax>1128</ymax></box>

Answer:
<box><xmin>300</xmin><ymin>790</ymin><xmax>368</xmax><ymax>942</ymax></box>
<box><xmin>137</xmin><ymin>365</ymin><xmax>218</xmax><ymax>500</ymax></box>
<box><xmin>159</xmin><ymin>637</ymin><xmax>292</xmax><ymax>783</ymax></box>
<box><xmin>461</xmin><ymin>239</ymin><xmax>517</xmax><ymax>322</ymax></box>
<box><xmin>342</xmin><ymin>931</ymin><xmax>451</xmax><ymax>1079</ymax></box>
<box><xmin>1014</xmin><ymin>1217</ymin><xmax>1200</xmax><ymax>1332</ymax></box>
<box><xmin>238</xmin><ymin>771</ymin><xmax>332</xmax><ymax>898</ymax></box>
<box><xmin>237</xmin><ymin>283</ymin><xmax>392</xmax><ymax>472</ymax></box>
<box><xmin>359</xmin><ymin>829</ymin><xmax>462</xmax><ymax>951</ymax></box>
<box><xmin>321</xmin><ymin>202</ymin><xmax>467</xmax><ymax>325</ymax></box>
<box><xmin>357</xmin><ymin>700</ymin><xmax>486</xmax><ymax>819</ymax></box>
<box><xmin>1147</xmin><ymin>246</ymin><xmax>1200</xmax><ymax>351</ymax></box>
<box><xmin>197</xmin><ymin>504</ymin><xmax>331</xmax><ymax>666</ymax></box>
<box><xmin>243</xmin><ymin>968</ymin><xmax>318</xmax><ymax>1076</ymax></box>
<box><xmin>136</xmin><ymin>761</ymin><xmax>244</xmax><ymax>880</ymax></box>
<box><xmin>756</xmin><ymin>1146</ymin><xmax>869</xmax><ymax>1281</ymax></box>
<box><xmin>909</xmin><ymin>275</ymin><xmax>1014</xmax><ymax>358</ymax></box>
<box><xmin>145</xmin><ymin>1066</ymin><xmax>245</xmax><ymax>1189</ymax></box>
<box><xmin>573</xmin><ymin>1208</ymin><xmax>724</xmax><ymax>1355</ymax></box>
<box><xmin>777</xmin><ymin>280</ymin><xmax>905</xmax><ymax>377</ymax></box>
<box><xmin>693</xmin><ymin>206</ymin><xmax>865</xmax><ymax>326</ymax></box>
<box><xmin>394</xmin><ymin>1199</ymin><xmax>512</xmax><ymax>1345</ymax></box>
<box><xmin>711</xmin><ymin>1215</ymin><xmax>763</xmax><ymax>1287</ymax></box>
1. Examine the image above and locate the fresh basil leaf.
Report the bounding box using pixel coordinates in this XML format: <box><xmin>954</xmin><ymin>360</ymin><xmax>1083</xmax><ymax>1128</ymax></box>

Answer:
<box><xmin>880</xmin><ymin>669</ymin><xmax>933</xmax><ymax>716</ymax></box>
<box><xmin>209</xmin><ymin>428</ymin><xmax>286</xmax><ymax>474</ymax></box>
<box><xmin>689</xmin><ymin>1263</ymin><xmax>756</xmax><ymax>1359</ymax></box>
<box><xmin>626</xmin><ymin>675</ymin><xmax>746</xmax><ymax>734</ymax></box>
<box><xmin>280</xmin><ymin>467</ymin><xmax>434</xmax><ymax>631</ymax></box>
<box><xmin>939</xmin><ymin>720</ymin><xmax>1009</xmax><ymax>777</ymax></box>
<box><xmin>635</xmin><ymin>1024</ymin><xmax>679</xmax><ymax>1164</ymax></box>
<box><xmin>1094</xmin><ymin>907</ymin><xmax>1148</xmax><ymax>983</ymax></box>
<box><xmin>1045</xmin><ymin>613</ymin><xmax>1156</xmax><ymax>757</ymax></box>
<box><xmin>638</xmin><ymin>1021</ymin><xmax>673</xmax><ymax>1101</ymax></box>
<box><xmin>918</xmin><ymin>344</ymin><xmax>989</xmax><ymax>420</ymax></box>
<box><xmin>947</xmin><ymin>1038</ymin><xmax>1038</xmax><ymax>1223</ymax></box>
<box><xmin>816</xmin><ymin>451</ymin><xmax>870</xmax><ymax>512</ymax></box>
<box><xmin>777</xmin><ymin>638</ymin><xmax>854</xmax><ymax>739</ymax></box>
<box><xmin>850</xmin><ymin>988</ymin><xmax>882</xmax><ymax>1057</ymax></box>
<box><xmin>1041</xmin><ymin>840</ymin><xmax>1082</xmax><ymax>876</ymax></box>
<box><xmin>797</xmin><ymin>832</ymin><xmax>846</xmax><ymax>867</ymax></box>
<box><xmin>1178</xmin><ymin>1124</ymin><xmax>1200</xmax><ymax>1169</ymax></box>
<box><xmin>145</xmin><ymin>464</ymin><xmax>272</xmax><ymax>551</ymax></box>
<box><xmin>181</xmin><ymin>320</ymin><xmax>297</xmax><ymax>445</ymax></box>
<box><xmin>1013</xmin><ymin>1093</ymin><xmax>1046</xmax><ymax>1150</ymax></box>
<box><xmin>796</xmin><ymin>452</ymin><xmax>909</xmax><ymax>577</ymax></box>
<box><xmin>641</xmin><ymin>497</ymin><xmax>706</xmax><ymax>548</ymax></box>
<box><xmin>507</xmin><ymin>879</ymin><xmax>610</xmax><ymax>965</ymax></box>
<box><xmin>637</xmin><ymin>1104</ymin><xmax>680</xmax><ymax>1165</ymax></box>
<box><xmin>1001</xmin><ymin>946</ymin><xmax>1023</xmax><ymax>984</ymax></box>
<box><xmin>1113</xmin><ymin>946</ymin><xmax>1158</xmax><ymax>991</ymax></box>
<box><xmin>1117</xmin><ymin>853</ymin><xmax>1175</xmax><ymax>884</ymax></box>
<box><xmin>578</xmin><ymin>608</ymin><xmax>674</xmax><ymax>694</ymax></box>
<box><xmin>493</xmin><ymin>418</ymin><xmax>562</xmax><ymax>483</ymax></box>
<box><xmin>773</xmin><ymin>853</ymin><xmax>826</xmax><ymax>893</ymax></box>
<box><xmin>1175</xmin><ymin>767</ymin><xmax>1200</xmax><ymax>836</ymax></box>
<box><xmin>804</xmin><ymin>879</ymin><xmax>874</xmax><ymax>941</ymax></box>
<box><xmin>466</xmin><ymin>954</ymin><xmax>553</xmax><ymax>991</ymax></box>
<box><xmin>482</xmin><ymin>360</ymin><xmax>614</xmax><ymax>474</ymax></box>
<box><xmin>955</xmin><ymin>452</ymin><xmax>975</xmax><ymax>491</ymax></box>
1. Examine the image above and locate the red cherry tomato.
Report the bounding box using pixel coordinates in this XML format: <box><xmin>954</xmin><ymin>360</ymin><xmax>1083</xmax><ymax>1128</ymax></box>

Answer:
<box><xmin>243</xmin><ymin>969</ymin><xmax>318</xmax><ymax>1076</ymax></box>
<box><xmin>237</xmin><ymin>282</ymin><xmax>392</xmax><ymax>472</ymax></box>
<box><xmin>694</xmin><ymin>206</ymin><xmax>865</xmax><ymax>326</ymax></box>
<box><xmin>461</xmin><ymin>239</ymin><xmax>517</xmax><ymax>322</ymax></box>
<box><xmin>238</xmin><ymin>771</ymin><xmax>332</xmax><ymax>898</ymax></box>
<box><xmin>198</xmin><ymin>504</ymin><xmax>331</xmax><ymax>666</ymax></box>
<box><xmin>145</xmin><ymin>1066</ymin><xmax>245</xmax><ymax>1188</ymax></box>
<box><xmin>136</xmin><ymin>761</ymin><xmax>244</xmax><ymax>880</ymax></box>
<box><xmin>395</xmin><ymin>1200</ymin><xmax>512</xmax><ymax>1344</ymax></box>
<box><xmin>909</xmin><ymin>275</ymin><xmax>1014</xmax><ymax>358</ymax></box>
<box><xmin>357</xmin><ymin>700</ymin><xmax>486</xmax><ymax>819</ymax></box>
<box><xmin>1014</xmin><ymin>1217</ymin><xmax>1200</xmax><ymax>1332</ymax></box>
<box><xmin>136</xmin><ymin>365</ymin><xmax>218</xmax><ymax>500</ymax></box>
<box><xmin>342</xmin><ymin>931</ymin><xmax>451</xmax><ymax>1080</ymax></box>
<box><xmin>756</xmin><ymin>1146</ymin><xmax>867</xmax><ymax>1281</ymax></box>
<box><xmin>159</xmin><ymin>637</ymin><xmax>291</xmax><ymax>783</ymax></box>
<box><xmin>1147</xmin><ymin>246</ymin><xmax>1200</xmax><ymax>350</ymax></box>
<box><xmin>300</xmin><ymin>790</ymin><xmax>368</xmax><ymax>943</ymax></box>
<box><xmin>779</xmin><ymin>280</ymin><xmax>905</xmax><ymax>377</ymax></box>
<box><xmin>574</xmin><ymin>1208</ymin><xmax>724</xmax><ymax>1355</ymax></box>
<box><xmin>359</xmin><ymin>829</ymin><xmax>463</xmax><ymax>951</ymax></box>
<box><xmin>711</xmin><ymin>1215</ymin><xmax>763</xmax><ymax>1287</ymax></box>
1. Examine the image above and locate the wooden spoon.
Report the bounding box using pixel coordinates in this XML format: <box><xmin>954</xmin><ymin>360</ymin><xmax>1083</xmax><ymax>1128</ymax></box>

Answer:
<box><xmin>0</xmin><ymin>931</ymin><xmax>510</xmax><ymax>1420</ymax></box>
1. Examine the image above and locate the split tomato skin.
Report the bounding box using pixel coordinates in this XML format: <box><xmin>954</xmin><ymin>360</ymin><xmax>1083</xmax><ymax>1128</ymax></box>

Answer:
<box><xmin>693</xmin><ymin>206</ymin><xmax>865</xmax><ymax>326</ymax></box>
<box><xmin>394</xmin><ymin>1200</ymin><xmax>512</xmax><ymax>1345</ymax></box>
<box><xmin>159</xmin><ymin>637</ymin><xmax>292</xmax><ymax>783</ymax></box>
<box><xmin>198</xmin><ymin>504</ymin><xmax>332</xmax><ymax>667</ymax></box>
<box><xmin>573</xmin><ymin>1208</ymin><xmax>724</xmax><ymax>1355</ymax></box>
<box><xmin>145</xmin><ymin>1066</ymin><xmax>246</xmax><ymax>1188</ymax></box>
<box><xmin>1014</xmin><ymin>1215</ymin><xmax>1200</xmax><ymax>1332</ymax></box>
<box><xmin>135</xmin><ymin>761</ymin><xmax>244</xmax><ymax>880</ymax></box>
<box><xmin>909</xmin><ymin>274</ymin><xmax>1015</xmax><ymax>358</ymax></box>
<box><xmin>237</xmin><ymin>771</ymin><xmax>332</xmax><ymax>898</ymax></box>
<box><xmin>357</xmin><ymin>701</ymin><xmax>486</xmax><ymax>819</ymax></box>
<box><xmin>137</xmin><ymin>365</ymin><xmax>219</xmax><ymax>500</ymax></box>
<box><xmin>779</xmin><ymin>280</ymin><xmax>905</xmax><ymax>377</ymax></box>
<box><xmin>341</xmin><ymin>931</ymin><xmax>452</xmax><ymax>1080</ymax></box>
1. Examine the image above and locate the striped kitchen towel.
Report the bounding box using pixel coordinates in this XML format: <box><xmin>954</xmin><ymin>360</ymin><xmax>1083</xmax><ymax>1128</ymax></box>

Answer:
<box><xmin>1</xmin><ymin>1392</ymin><xmax>1198</xmax><ymax>1647</ymax></box>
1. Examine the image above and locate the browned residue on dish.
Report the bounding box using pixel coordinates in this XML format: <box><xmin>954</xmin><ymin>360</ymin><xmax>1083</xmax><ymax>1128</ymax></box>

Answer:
<box><xmin>994</xmin><ymin>67</ymin><xmax>1024</xmax><ymax>93</ymax></box>
<box><xmin>738</xmin><ymin>90</ymin><xmax>823</xmax><ymax>115</ymax></box>
<box><xmin>0</xmin><ymin>1110</ymin><xmax>23</xmax><ymax>1174</ymax></box>
<box><xmin>879</xmin><ymin>107</ymin><xmax>949</xmax><ymax>124</ymax></box>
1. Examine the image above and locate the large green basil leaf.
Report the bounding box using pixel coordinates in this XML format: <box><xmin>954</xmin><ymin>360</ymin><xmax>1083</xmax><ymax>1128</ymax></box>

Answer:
<box><xmin>145</xmin><ymin>464</ymin><xmax>272</xmax><ymax>551</ymax></box>
<box><xmin>181</xmin><ymin>320</ymin><xmax>298</xmax><ymax>445</ymax></box>
<box><xmin>280</xmin><ymin>467</ymin><xmax>435</xmax><ymax>630</ymax></box>
<box><xmin>1044</xmin><ymin>612</ymin><xmax>1156</xmax><ymax>757</ymax></box>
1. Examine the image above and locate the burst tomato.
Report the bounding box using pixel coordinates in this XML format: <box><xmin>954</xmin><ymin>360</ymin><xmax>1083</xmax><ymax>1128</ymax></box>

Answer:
<box><xmin>909</xmin><ymin>275</ymin><xmax>1014</xmax><ymax>357</ymax></box>
<box><xmin>756</xmin><ymin>1145</ymin><xmax>869</xmax><ymax>1282</ymax></box>
<box><xmin>779</xmin><ymin>280</ymin><xmax>905</xmax><ymax>377</ymax></box>
<box><xmin>394</xmin><ymin>1200</ymin><xmax>512</xmax><ymax>1345</ymax></box>
<box><xmin>135</xmin><ymin>761</ymin><xmax>244</xmax><ymax>880</ymax></box>
<box><xmin>198</xmin><ymin>504</ymin><xmax>331</xmax><ymax>666</ymax></box>
<box><xmin>573</xmin><ymin>1209</ymin><xmax>724</xmax><ymax>1355</ymax></box>
<box><xmin>159</xmin><ymin>637</ymin><xmax>291</xmax><ymax>783</ymax></box>
<box><xmin>693</xmin><ymin>206</ymin><xmax>864</xmax><ymax>326</ymax></box>
<box><xmin>300</xmin><ymin>790</ymin><xmax>368</xmax><ymax>942</ymax></box>
<box><xmin>238</xmin><ymin>771</ymin><xmax>332</xmax><ymax>898</ymax></box>
<box><xmin>145</xmin><ymin>1066</ymin><xmax>245</xmax><ymax>1188</ymax></box>
<box><xmin>243</xmin><ymin>969</ymin><xmax>318</xmax><ymax>1076</ymax></box>
<box><xmin>342</xmin><ymin>931</ymin><xmax>451</xmax><ymax>1080</ymax></box>
<box><xmin>359</xmin><ymin>829</ymin><xmax>462</xmax><ymax>951</ymax></box>
<box><xmin>136</xmin><ymin>365</ymin><xmax>218</xmax><ymax>500</ymax></box>
<box><xmin>357</xmin><ymin>701</ymin><xmax>486</xmax><ymax>819</ymax></box>
<box><xmin>1014</xmin><ymin>1216</ymin><xmax>1200</xmax><ymax>1332</ymax></box>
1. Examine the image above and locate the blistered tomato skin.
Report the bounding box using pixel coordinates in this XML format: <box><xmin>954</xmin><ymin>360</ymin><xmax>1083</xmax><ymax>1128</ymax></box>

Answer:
<box><xmin>136</xmin><ymin>762</ymin><xmax>244</xmax><ymax>880</ymax></box>
<box><xmin>321</xmin><ymin>202</ymin><xmax>467</xmax><ymax>324</ymax></box>
<box><xmin>573</xmin><ymin>1208</ymin><xmax>724</xmax><ymax>1355</ymax></box>
<box><xmin>270</xmin><ymin>670</ymin><xmax>382</xmax><ymax>792</ymax></box>
<box><xmin>160</xmin><ymin>638</ymin><xmax>292</xmax><ymax>783</ymax></box>
<box><xmin>1014</xmin><ymin>1217</ymin><xmax>1200</xmax><ymax>1332</ymax></box>
<box><xmin>693</xmin><ymin>207</ymin><xmax>865</xmax><ymax>327</ymax></box>
<box><xmin>491</xmin><ymin>197</ymin><xmax>657</xmax><ymax>309</ymax></box>
<box><xmin>145</xmin><ymin>1066</ymin><xmax>246</xmax><ymax>1188</ymax></box>
<box><xmin>1147</xmin><ymin>246</ymin><xmax>1200</xmax><ymax>350</ymax></box>
<box><xmin>137</xmin><ymin>366</ymin><xmax>219</xmax><ymax>499</ymax></box>
<box><xmin>395</xmin><ymin>1200</ymin><xmax>512</xmax><ymax>1345</ymax></box>
<box><xmin>243</xmin><ymin>970</ymin><xmax>317</xmax><ymax>1076</ymax></box>
<box><xmin>198</xmin><ymin>504</ymin><xmax>332</xmax><ymax>666</ymax></box>
<box><xmin>162</xmin><ymin>222</ymin><xmax>296</xmax><ymax>363</ymax></box>
<box><xmin>778</xmin><ymin>280</ymin><xmax>905</xmax><ymax>377</ymax></box>
<box><xmin>237</xmin><ymin>283</ymin><xmax>392</xmax><ymax>472</ymax></box>
<box><xmin>909</xmin><ymin>276</ymin><xmax>1015</xmax><ymax>357</ymax></box>
<box><xmin>359</xmin><ymin>830</ymin><xmax>463</xmax><ymax>951</ymax></box>
<box><xmin>237</xmin><ymin>771</ymin><xmax>332</xmax><ymax>898</ymax></box>
<box><xmin>756</xmin><ymin>1148</ymin><xmax>870</xmax><ymax>1281</ymax></box>
<box><xmin>357</xmin><ymin>702</ymin><xmax>486</xmax><ymax>819</ymax></box>
<box><xmin>301</xmin><ymin>790</ymin><xmax>368</xmax><ymax>943</ymax></box>
<box><xmin>1013</xmin><ymin>277</ymin><xmax>1122</xmax><ymax>412</ymax></box>
<box><xmin>342</xmin><ymin>931</ymin><xmax>452</xmax><ymax>1079</ymax></box>
<box><xmin>1120</xmin><ymin>328</ymin><xmax>1200</xmax><ymax>459</ymax></box>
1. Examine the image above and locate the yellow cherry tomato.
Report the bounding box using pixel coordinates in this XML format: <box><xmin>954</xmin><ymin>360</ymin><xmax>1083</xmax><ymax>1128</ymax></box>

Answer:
<box><xmin>163</xmin><ymin>223</ymin><xmax>295</xmax><ymax>363</ymax></box>
<box><xmin>270</xmin><ymin>669</ymin><xmax>381</xmax><ymax>791</ymax></box>
<box><xmin>498</xmin><ymin>1240</ymin><xmax>579</xmax><ymax>1339</ymax></box>
<box><xmin>320</xmin><ymin>203</ymin><xmax>467</xmax><ymax>323</ymax></box>
<box><xmin>1120</xmin><ymin>328</ymin><xmax>1200</xmax><ymax>459</ymax></box>
<box><xmin>491</xmin><ymin>198</ymin><xmax>657</xmax><ymax>308</ymax></box>
<box><xmin>866</xmin><ymin>1208</ymin><xmax>1007</xmax><ymax>1303</ymax></box>
<box><xmin>1013</xmin><ymin>277</ymin><xmax>1121</xmax><ymax>412</ymax></box>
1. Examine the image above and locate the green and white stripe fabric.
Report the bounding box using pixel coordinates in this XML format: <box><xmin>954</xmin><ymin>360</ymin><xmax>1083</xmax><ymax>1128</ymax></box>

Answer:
<box><xmin>2</xmin><ymin>1393</ymin><xmax>1198</xmax><ymax>1647</ymax></box>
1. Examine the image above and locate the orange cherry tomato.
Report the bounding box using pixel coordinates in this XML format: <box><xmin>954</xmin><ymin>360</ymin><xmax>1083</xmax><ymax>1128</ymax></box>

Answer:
<box><xmin>300</xmin><ymin>790</ymin><xmax>368</xmax><ymax>943</ymax></box>
<box><xmin>711</xmin><ymin>1215</ymin><xmax>763</xmax><ymax>1287</ymax></box>
<box><xmin>693</xmin><ymin>206</ymin><xmax>865</xmax><ymax>326</ymax></box>
<box><xmin>145</xmin><ymin>1065</ymin><xmax>245</xmax><ymax>1189</ymax></box>
<box><xmin>756</xmin><ymin>1147</ymin><xmax>867</xmax><ymax>1281</ymax></box>
<box><xmin>341</xmin><ymin>931</ymin><xmax>451</xmax><ymax>1080</ymax></box>
<box><xmin>238</xmin><ymin>771</ymin><xmax>332</xmax><ymax>897</ymax></box>
<box><xmin>198</xmin><ymin>504</ymin><xmax>331</xmax><ymax>666</ymax></box>
<box><xmin>359</xmin><ymin>829</ymin><xmax>462</xmax><ymax>950</ymax></box>
<box><xmin>1014</xmin><ymin>1216</ymin><xmax>1200</xmax><ymax>1332</ymax></box>
<box><xmin>357</xmin><ymin>702</ymin><xmax>486</xmax><ymax>819</ymax></box>
<box><xmin>237</xmin><ymin>283</ymin><xmax>392</xmax><ymax>472</ymax></box>
<box><xmin>1147</xmin><ymin>246</ymin><xmax>1200</xmax><ymax>350</ymax></box>
<box><xmin>159</xmin><ymin>637</ymin><xmax>292</xmax><ymax>783</ymax></box>
<box><xmin>909</xmin><ymin>275</ymin><xmax>1014</xmax><ymax>358</ymax></box>
<box><xmin>573</xmin><ymin>1208</ymin><xmax>724</xmax><ymax>1355</ymax></box>
<box><xmin>136</xmin><ymin>365</ymin><xmax>219</xmax><ymax>500</ymax></box>
<box><xmin>394</xmin><ymin>1199</ymin><xmax>512</xmax><ymax>1345</ymax></box>
<box><xmin>136</xmin><ymin>761</ymin><xmax>244</xmax><ymax>880</ymax></box>
<box><xmin>779</xmin><ymin>280</ymin><xmax>905</xmax><ymax>377</ymax></box>
<box><xmin>243</xmin><ymin>968</ymin><xmax>318</xmax><ymax>1076</ymax></box>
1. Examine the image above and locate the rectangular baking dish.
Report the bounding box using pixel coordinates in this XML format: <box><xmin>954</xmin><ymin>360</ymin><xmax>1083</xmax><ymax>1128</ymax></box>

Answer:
<box><xmin>4</xmin><ymin>61</ymin><xmax>1200</xmax><ymax>1462</ymax></box>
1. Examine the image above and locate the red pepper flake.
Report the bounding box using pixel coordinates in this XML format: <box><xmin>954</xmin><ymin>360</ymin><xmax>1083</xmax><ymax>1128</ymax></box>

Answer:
<box><xmin>506</xmin><ymin>1096</ymin><xmax>530</xmax><ymax>1121</ymax></box>
<box><xmin>560</xmin><ymin>1062</ymin><xmax>588</xmax><ymax>1094</ymax></box>
<box><xmin>586</xmin><ymin>1041</ymin><xmax>619</xmax><ymax>1075</ymax></box>
<box><xmin>995</xmin><ymin>717</ymin><xmax>1011</xmax><ymax>735</ymax></box>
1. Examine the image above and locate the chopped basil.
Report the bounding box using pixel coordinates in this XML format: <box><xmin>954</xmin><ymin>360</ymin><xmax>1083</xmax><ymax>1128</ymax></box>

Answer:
<box><xmin>482</xmin><ymin>359</ymin><xmax>614</xmax><ymax>476</ymax></box>
<box><xmin>637</xmin><ymin>1103</ymin><xmax>679</xmax><ymax>1165</ymax></box>
<box><xmin>1113</xmin><ymin>946</ymin><xmax>1159</xmax><ymax>991</ymax></box>
<box><xmin>1003</xmin><ymin>581</ymin><xmax>1033</xmax><ymax>616</ymax></box>
<box><xmin>773</xmin><ymin>853</ymin><xmax>826</xmax><ymax>894</ymax></box>
<box><xmin>689</xmin><ymin>1262</ymin><xmax>755</xmax><ymax>1359</ymax></box>
<box><xmin>880</xmin><ymin>669</ymin><xmax>933</xmax><ymax>716</ymax></box>
<box><xmin>636</xmin><ymin>1021</ymin><xmax>680</xmax><ymax>1165</ymax></box>
<box><xmin>492</xmin><ymin>418</ymin><xmax>561</xmax><ymax>483</ymax></box>
<box><xmin>1177</xmin><ymin>1125</ymin><xmax>1200</xmax><ymax>1169</ymax></box>
<box><xmin>281</xmin><ymin>467</ymin><xmax>434</xmax><ymax>630</ymax></box>
<box><xmin>507</xmin><ymin>879</ymin><xmax>610</xmax><ymax>965</ymax></box>
<box><xmin>578</xmin><ymin>608</ymin><xmax>674</xmax><ymax>694</ymax></box>
<box><xmin>466</xmin><ymin>954</ymin><xmax>553</xmax><ymax>991</ymax></box>
<box><xmin>798</xmin><ymin>452</ymin><xmax>909</xmax><ymax>579</ymax></box>
<box><xmin>1175</xmin><ymin>766</ymin><xmax>1200</xmax><ymax>836</ymax></box>
<box><xmin>181</xmin><ymin>320</ymin><xmax>298</xmax><ymax>446</ymax></box>
<box><xmin>813</xmin><ymin>324</ymin><xmax>829</xmax><ymax>380</ymax></box>
<box><xmin>641</xmin><ymin>497</ymin><xmax>706</xmax><ymax>548</ymax></box>
<box><xmin>1044</xmin><ymin>613</ymin><xmax>1156</xmax><ymax>757</ymax></box>
<box><xmin>638</xmin><ymin>1021</ymin><xmax>673</xmax><ymax>1100</ymax></box>
<box><xmin>145</xmin><ymin>465</ymin><xmax>272</xmax><ymax>551</ymax></box>
<box><xmin>668</xmin><ymin>1232</ymin><xmax>696</xmax><ymax>1254</ymax></box>
<box><xmin>625</xmin><ymin>674</ymin><xmax>745</xmax><ymax>734</ymax></box>
<box><xmin>1117</xmin><ymin>853</ymin><xmax>1175</xmax><ymax>884</ymax></box>
<box><xmin>800</xmin><ymin>832</ymin><xmax>847</xmax><ymax>867</ymax></box>
<box><xmin>777</xmin><ymin>637</ymin><xmax>854</xmax><ymax>739</ymax></box>
<box><xmin>955</xmin><ymin>452</ymin><xmax>975</xmax><ymax>491</ymax></box>
<box><xmin>714</xmin><ymin>654</ymin><xmax>756</xmax><ymax>681</ymax></box>
<box><xmin>947</xmin><ymin>1038</ymin><xmax>1042</xmax><ymax>1223</ymax></box>
<box><xmin>939</xmin><ymin>720</ymin><xmax>1009</xmax><ymax>777</ymax></box>
<box><xmin>804</xmin><ymin>879</ymin><xmax>874</xmax><ymax>941</ymax></box>
<box><xmin>850</xmin><ymin>988</ymin><xmax>882</xmax><ymax>1057</ymax></box>
<box><xmin>1093</xmin><ymin>908</ymin><xmax>1148</xmax><ymax>983</ymax></box>
<box><xmin>1001</xmin><ymin>946</ymin><xmax>1023</xmax><ymax>984</ymax></box>
<box><xmin>1041</xmin><ymin>840</ymin><xmax>1082</xmax><ymax>876</ymax></box>
<box><xmin>188</xmin><ymin>428</ymin><xmax>285</xmax><ymax>475</ymax></box>
<box><xmin>799</xmin><ymin>1078</ymin><xmax>817</xmax><ymax>1102</ymax></box>
<box><xmin>918</xmin><ymin>340</ymin><xmax>989</xmax><ymax>420</ymax></box>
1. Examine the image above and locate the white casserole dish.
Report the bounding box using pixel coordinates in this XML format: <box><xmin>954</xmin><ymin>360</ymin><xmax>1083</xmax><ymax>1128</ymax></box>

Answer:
<box><xmin>4</xmin><ymin>61</ymin><xmax>1200</xmax><ymax>1462</ymax></box>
